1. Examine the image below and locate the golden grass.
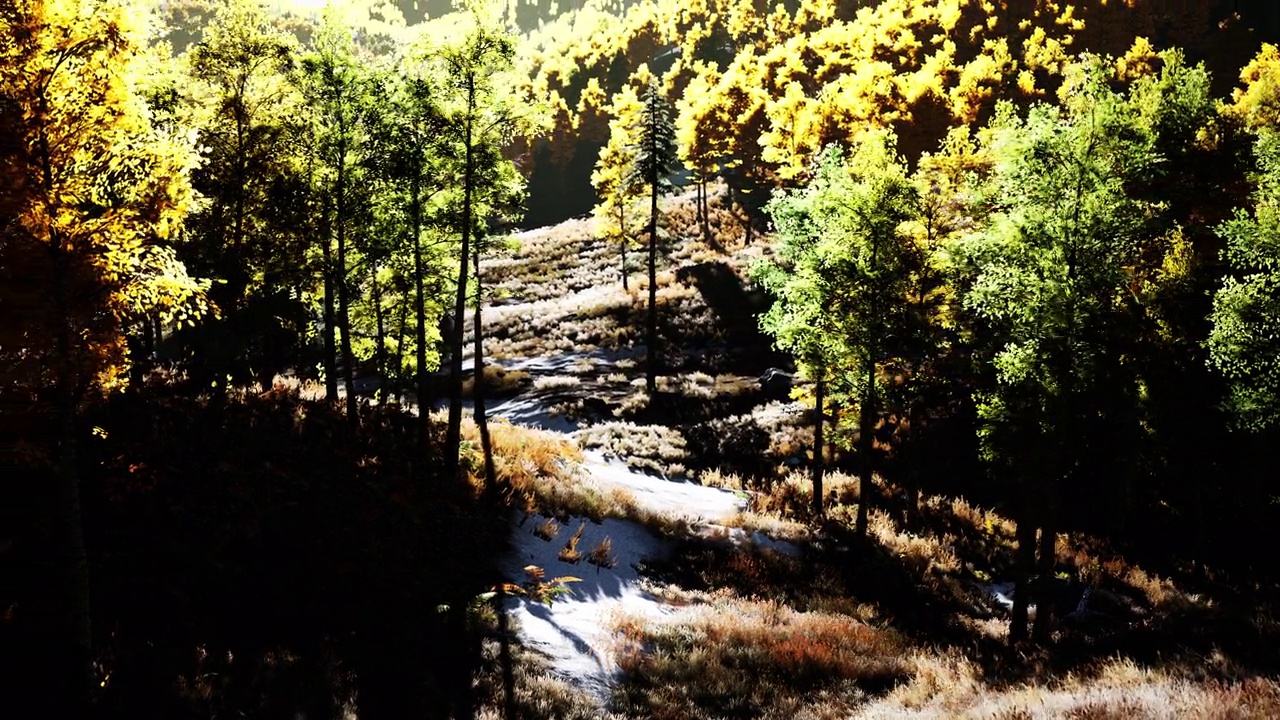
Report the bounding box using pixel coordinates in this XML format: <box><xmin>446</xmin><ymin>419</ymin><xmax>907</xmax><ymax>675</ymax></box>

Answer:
<box><xmin>575</xmin><ymin>421</ymin><xmax>690</xmax><ymax>478</ymax></box>
<box><xmin>532</xmin><ymin>374</ymin><xmax>582</xmax><ymax>391</ymax></box>
<box><xmin>475</xmin><ymin>186</ymin><xmax>767</xmax><ymax>364</ymax></box>
<box><xmin>461</xmin><ymin>365</ymin><xmax>531</xmax><ymax>398</ymax></box>
<box><xmin>457</xmin><ymin>416</ymin><xmax>697</xmax><ymax>534</ymax></box>
<box><xmin>611</xmin><ymin>597</ymin><xmax>910</xmax><ymax>719</ymax></box>
<box><xmin>472</xmin><ymin>633</ymin><xmax>621</xmax><ymax>720</ymax></box>
<box><xmin>459</xmin><ymin>415</ymin><xmax>580</xmax><ymax>497</ymax></box>
<box><xmin>862</xmin><ymin>654</ymin><xmax>1280</xmax><ymax>719</ymax></box>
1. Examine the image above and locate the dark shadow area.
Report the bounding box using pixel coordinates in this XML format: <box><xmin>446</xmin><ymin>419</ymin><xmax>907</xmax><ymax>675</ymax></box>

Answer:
<box><xmin>675</xmin><ymin>261</ymin><xmax>784</xmax><ymax>375</ymax></box>
<box><xmin>3</xmin><ymin>384</ymin><xmax>506</xmax><ymax>720</ymax></box>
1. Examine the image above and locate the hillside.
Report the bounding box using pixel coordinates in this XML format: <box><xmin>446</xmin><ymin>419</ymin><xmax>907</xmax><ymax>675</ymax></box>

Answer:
<box><xmin>445</xmin><ymin>196</ymin><xmax>1280</xmax><ymax>719</ymax></box>
<box><xmin>8</xmin><ymin>2</ymin><xmax>1280</xmax><ymax>718</ymax></box>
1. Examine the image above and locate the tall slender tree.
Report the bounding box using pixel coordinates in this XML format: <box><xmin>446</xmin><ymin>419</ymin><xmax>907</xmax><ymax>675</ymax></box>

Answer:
<box><xmin>628</xmin><ymin>80</ymin><xmax>678</xmax><ymax>395</ymax></box>
<box><xmin>181</xmin><ymin>0</ymin><xmax>301</xmax><ymax>391</ymax></box>
<box><xmin>300</xmin><ymin>12</ymin><xmax>372</xmax><ymax>424</ymax></box>
<box><xmin>591</xmin><ymin>85</ymin><xmax>644</xmax><ymax>289</ymax></box>
<box><xmin>439</xmin><ymin>18</ymin><xmax>523</xmax><ymax>483</ymax></box>
<box><xmin>367</xmin><ymin>54</ymin><xmax>451</xmax><ymax>455</ymax></box>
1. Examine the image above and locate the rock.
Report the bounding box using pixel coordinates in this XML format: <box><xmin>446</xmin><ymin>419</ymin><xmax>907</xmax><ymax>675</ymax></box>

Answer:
<box><xmin>580</xmin><ymin>397</ymin><xmax>613</xmax><ymax>418</ymax></box>
<box><xmin>759</xmin><ymin>368</ymin><xmax>796</xmax><ymax>399</ymax></box>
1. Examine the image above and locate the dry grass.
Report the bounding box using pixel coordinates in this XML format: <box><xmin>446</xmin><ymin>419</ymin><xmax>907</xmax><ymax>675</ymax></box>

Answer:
<box><xmin>456</xmin><ymin>416</ymin><xmax>696</xmax><ymax>533</ymax></box>
<box><xmin>575</xmin><ymin>421</ymin><xmax>690</xmax><ymax>478</ymax></box>
<box><xmin>862</xmin><ymin>654</ymin><xmax>1280</xmax><ymax>719</ymax></box>
<box><xmin>472</xmin><ymin>631</ymin><xmax>620</xmax><ymax>720</ymax></box>
<box><xmin>611</xmin><ymin>597</ymin><xmax>910</xmax><ymax>719</ymax></box>
<box><xmin>458</xmin><ymin>416</ymin><xmax>587</xmax><ymax>516</ymax></box>
<box><xmin>474</xmin><ymin>186</ymin><xmax>766</xmax><ymax>368</ymax></box>
<box><xmin>532</xmin><ymin>374</ymin><xmax>582</xmax><ymax>391</ymax></box>
<box><xmin>461</xmin><ymin>365</ymin><xmax>531</xmax><ymax>398</ymax></box>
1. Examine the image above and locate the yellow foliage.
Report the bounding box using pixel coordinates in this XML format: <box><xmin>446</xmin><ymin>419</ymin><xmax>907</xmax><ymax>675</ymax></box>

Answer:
<box><xmin>0</xmin><ymin>0</ymin><xmax>208</xmax><ymax>395</ymax></box>
<box><xmin>1229</xmin><ymin>44</ymin><xmax>1280</xmax><ymax>133</ymax></box>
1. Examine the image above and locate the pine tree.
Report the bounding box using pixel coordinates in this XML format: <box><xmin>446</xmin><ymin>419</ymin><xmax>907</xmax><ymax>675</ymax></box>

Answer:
<box><xmin>627</xmin><ymin>80</ymin><xmax>678</xmax><ymax>395</ymax></box>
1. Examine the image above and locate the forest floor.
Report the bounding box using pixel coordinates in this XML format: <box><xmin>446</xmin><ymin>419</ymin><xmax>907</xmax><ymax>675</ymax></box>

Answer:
<box><xmin>458</xmin><ymin>190</ymin><xmax>1280</xmax><ymax>719</ymax></box>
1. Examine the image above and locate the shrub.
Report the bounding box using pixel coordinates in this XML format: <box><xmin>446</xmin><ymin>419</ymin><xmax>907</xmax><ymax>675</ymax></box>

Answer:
<box><xmin>612</xmin><ymin>599</ymin><xmax>910</xmax><ymax>718</ymax></box>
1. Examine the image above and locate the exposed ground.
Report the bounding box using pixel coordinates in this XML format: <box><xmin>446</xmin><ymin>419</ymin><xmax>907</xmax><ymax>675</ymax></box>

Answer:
<box><xmin>463</xmin><ymin>188</ymin><xmax>1280</xmax><ymax>718</ymax></box>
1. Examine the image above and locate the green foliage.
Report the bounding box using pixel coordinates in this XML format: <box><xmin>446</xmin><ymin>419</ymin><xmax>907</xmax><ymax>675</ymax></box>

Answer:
<box><xmin>591</xmin><ymin>84</ymin><xmax>645</xmax><ymax>283</ymax></box>
<box><xmin>954</xmin><ymin>51</ymin><xmax>1228</xmax><ymax>478</ymax></box>
<box><xmin>627</xmin><ymin>80</ymin><xmax>679</xmax><ymax>199</ymax></box>
<box><xmin>755</xmin><ymin>130</ymin><xmax>922</xmax><ymax>407</ymax></box>
<box><xmin>179</xmin><ymin>0</ymin><xmax>306</xmax><ymax>386</ymax></box>
<box><xmin>1209</xmin><ymin>131</ymin><xmax>1280</xmax><ymax>431</ymax></box>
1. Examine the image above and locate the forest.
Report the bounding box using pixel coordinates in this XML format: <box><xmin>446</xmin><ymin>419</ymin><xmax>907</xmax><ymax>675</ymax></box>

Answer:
<box><xmin>5</xmin><ymin>0</ymin><xmax>1280</xmax><ymax>718</ymax></box>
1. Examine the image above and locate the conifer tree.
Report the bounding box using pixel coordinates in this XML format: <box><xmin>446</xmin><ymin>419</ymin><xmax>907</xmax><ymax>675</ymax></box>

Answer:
<box><xmin>627</xmin><ymin>80</ymin><xmax>678</xmax><ymax>395</ymax></box>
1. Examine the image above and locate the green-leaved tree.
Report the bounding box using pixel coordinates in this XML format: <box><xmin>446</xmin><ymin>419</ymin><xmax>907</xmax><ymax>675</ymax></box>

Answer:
<box><xmin>755</xmin><ymin>131</ymin><xmax>923</xmax><ymax>524</ymax></box>
<box><xmin>1209</xmin><ymin>130</ymin><xmax>1280</xmax><ymax>431</ymax></box>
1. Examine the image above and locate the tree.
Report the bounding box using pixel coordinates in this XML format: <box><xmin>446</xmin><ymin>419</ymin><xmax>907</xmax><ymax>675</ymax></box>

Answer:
<box><xmin>628</xmin><ymin>79</ymin><xmax>678</xmax><ymax>395</ymax></box>
<box><xmin>675</xmin><ymin>62</ymin><xmax>724</xmax><ymax>243</ymax></box>
<box><xmin>1209</xmin><ymin>131</ymin><xmax>1280</xmax><ymax>431</ymax></box>
<box><xmin>756</xmin><ymin>131</ymin><xmax>922</xmax><ymax>526</ymax></box>
<box><xmin>0</xmin><ymin>0</ymin><xmax>206</xmax><ymax>709</ymax></box>
<box><xmin>591</xmin><ymin>85</ymin><xmax>644</xmax><ymax>289</ymax></box>
<box><xmin>300</xmin><ymin>11</ymin><xmax>374</xmax><ymax>424</ymax></box>
<box><xmin>366</xmin><ymin>49</ymin><xmax>452</xmax><ymax>455</ymax></box>
<box><xmin>438</xmin><ymin>17</ymin><xmax>524</xmax><ymax>485</ymax></box>
<box><xmin>181</xmin><ymin>0</ymin><xmax>302</xmax><ymax>391</ymax></box>
<box><xmin>954</xmin><ymin>59</ymin><xmax>1163</xmax><ymax>643</ymax></box>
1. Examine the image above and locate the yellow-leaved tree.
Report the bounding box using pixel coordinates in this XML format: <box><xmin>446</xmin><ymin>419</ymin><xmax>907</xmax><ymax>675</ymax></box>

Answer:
<box><xmin>591</xmin><ymin>82</ymin><xmax>645</xmax><ymax>289</ymax></box>
<box><xmin>0</xmin><ymin>0</ymin><xmax>206</xmax><ymax>709</ymax></box>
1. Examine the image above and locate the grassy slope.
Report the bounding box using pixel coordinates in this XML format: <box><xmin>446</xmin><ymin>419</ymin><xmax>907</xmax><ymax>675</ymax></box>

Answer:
<box><xmin>468</xmin><ymin>188</ymin><xmax>1280</xmax><ymax>719</ymax></box>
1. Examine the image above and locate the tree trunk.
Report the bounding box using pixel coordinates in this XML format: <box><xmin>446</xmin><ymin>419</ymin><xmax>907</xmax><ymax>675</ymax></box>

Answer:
<box><xmin>812</xmin><ymin>375</ymin><xmax>825</xmax><ymax>516</ymax></box>
<box><xmin>646</xmin><ymin>162</ymin><xmax>659</xmax><ymax>396</ymax></box>
<box><xmin>700</xmin><ymin>175</ymin><xmax>712</xmax><ymax>246</ymax></box>
<box><xmin>619</xmin><ymin>203</ymin><xmax>628</xmax><ymax>292</ymax></box>
<box><xmin>1009</xmin><ymin>507</ymin><xmax>1037</xmax><ymax>645</ymax></box>
<box><xmin>51</xmin><ymin>244</ymin><xmax>94</xmax><ymax>716</ymax></box>
<box><xmin>321</xmin><ymin>219</ymin><xmax>338</xmax><ymax>401</ymax></box>
<box><xmin>445</xmin><ymin>80</ymin><xmax>476</xmax><ymax>480</ymax></box>
<box><xmin>411</xmin><ymin>172</ymin><xmax>430</xmax><ymax>448</ymax></box>
<box><xmin>496</xmin><ymin>598</ymin><xmax>517</xmax><ymax>720</ymax></box>
<box><xmin>394</xmin><ymin>287</ymin><xmax>408</xmax><ymax>406</ymax></box>
<box><xmin>335</xmin><ymin>143</ymin><xmax>358</xmax><ymax>425</ymax></box>
<box><xmin>855</xmin><ymin>362</ymin><xmax>876</xmax><ymax>538</ymax></box>
<box><xmin>1032</xmin><ymin>509</ymin><xmax>1057</xmax><ymax>643</ymax></box>
<box><xmin>473</xmin><ymin>246</ymin><xmax>498</xmax><ymax>492</ymax></box>
<box><xmin>371</xmin><ymin>263</ymin><xmax>387</xmax><ymax>397</ymax></box>
<box><xmin>307</xmin><ymin>148</ymin><xmax>337</xmax><ymax>401</ymax></box>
